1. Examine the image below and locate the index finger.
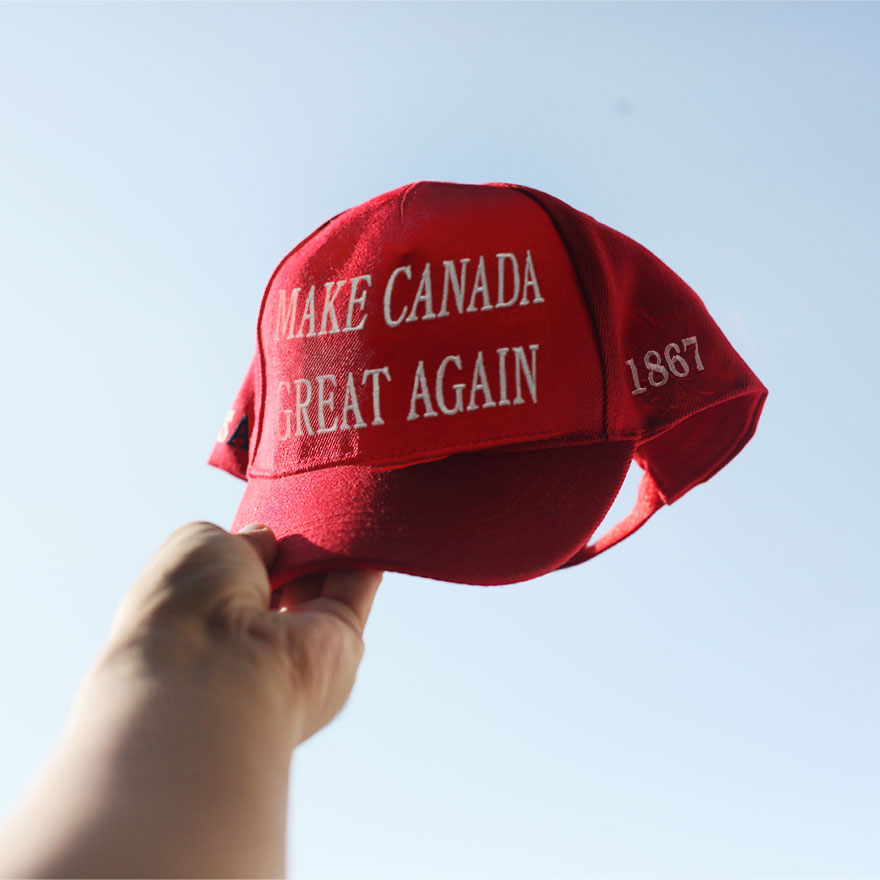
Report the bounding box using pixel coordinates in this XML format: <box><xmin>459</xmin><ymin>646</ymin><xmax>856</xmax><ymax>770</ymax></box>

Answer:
<box><xmin>233</xmin><ymin>522</ymin><xmax>278</xmax><ymax>570</ymax></box>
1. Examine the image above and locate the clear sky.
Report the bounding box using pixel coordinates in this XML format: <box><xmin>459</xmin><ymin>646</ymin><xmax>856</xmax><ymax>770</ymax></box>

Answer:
<box><xmin>1</xmin><ymin>2</ymin><xmax>878</xmax><ymax>877</ymax></box>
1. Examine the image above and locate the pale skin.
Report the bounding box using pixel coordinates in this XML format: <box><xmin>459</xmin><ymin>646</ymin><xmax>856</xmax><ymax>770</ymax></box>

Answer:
<box><xmin>0</xmin><ymin>521</ymin><xmax>383</xmax><ymax>879</ymax></box>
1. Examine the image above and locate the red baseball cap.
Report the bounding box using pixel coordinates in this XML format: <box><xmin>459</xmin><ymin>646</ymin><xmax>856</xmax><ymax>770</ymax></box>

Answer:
<box><xmin>209</xmin><ymin>181</ymin><xmax>767</xmax><ymax>587</ymax></box>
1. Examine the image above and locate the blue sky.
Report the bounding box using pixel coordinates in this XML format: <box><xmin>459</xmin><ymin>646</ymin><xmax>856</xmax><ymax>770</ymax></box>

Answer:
<box><xmin>1</xmin><ymin>2</ymin><xmax>878</xmax><ymax>877</ymax></box>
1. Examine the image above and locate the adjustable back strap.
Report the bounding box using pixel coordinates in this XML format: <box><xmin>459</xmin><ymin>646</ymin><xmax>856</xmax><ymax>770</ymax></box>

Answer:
<box><xmin>560</xmin><ymin>469</ymin><xmax>665</xmax><ymax>567</ymax></box>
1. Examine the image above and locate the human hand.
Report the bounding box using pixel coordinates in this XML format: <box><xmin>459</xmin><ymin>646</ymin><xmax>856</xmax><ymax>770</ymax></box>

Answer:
<box><xmin>99</xmin><ymin>520</ymin><xmax>383</xmax><ymax>751</ymax></box>
<box><xmin>0</xmin><ymin>522</ymin><xmax>382</xmax><ymax>879</ymax></box>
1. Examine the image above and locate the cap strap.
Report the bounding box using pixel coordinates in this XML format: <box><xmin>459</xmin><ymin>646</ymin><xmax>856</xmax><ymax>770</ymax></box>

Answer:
<box><xmin>561</xmin><ymin>469</ymin><xmax>665</xmax><ymax>567</ymax></box>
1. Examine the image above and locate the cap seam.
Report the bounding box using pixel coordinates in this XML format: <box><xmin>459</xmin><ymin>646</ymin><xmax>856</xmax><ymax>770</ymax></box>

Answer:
<box><xmin>248</xmin><ymin>425</ymin><xmax>640</xmax><ymax>479</ymax></box>
<box><xmin>507</xmin><ymin>185</ymin><xmax>611</xmax><ymax>441</ymax></box>
<box><xmin>251</xmin><ymin>206</ymin><xmax>360</xmax><ymax>471</ymax></box>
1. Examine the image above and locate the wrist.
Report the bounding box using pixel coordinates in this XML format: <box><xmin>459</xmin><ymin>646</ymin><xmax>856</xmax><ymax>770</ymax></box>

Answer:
<box><xmin>0</xmin><ymin>636</ymin><xmax>295</xmax><ymax>879</ymax></box>
<box><xmin>70</xmin><ymin>626</ymin><xmax>301</xmax><ymax>762</ymax></box>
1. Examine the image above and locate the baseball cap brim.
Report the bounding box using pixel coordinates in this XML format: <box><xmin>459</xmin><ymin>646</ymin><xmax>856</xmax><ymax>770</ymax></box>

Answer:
<box><xmin>231</xmin><ymin>440</ymin><xmax>636</xmax><ymax>587</ymax></box>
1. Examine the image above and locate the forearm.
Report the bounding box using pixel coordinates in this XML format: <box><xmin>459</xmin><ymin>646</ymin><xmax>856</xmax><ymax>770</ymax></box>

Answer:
<box><xmin>0</xmin><ymin>519</ymin><xmax>375</xmax><ymax>879</ymax></box>
<box><xmin>0</xmin><ymin>644</ymin><xmax>295</xmax><ymax>879</ymax></box>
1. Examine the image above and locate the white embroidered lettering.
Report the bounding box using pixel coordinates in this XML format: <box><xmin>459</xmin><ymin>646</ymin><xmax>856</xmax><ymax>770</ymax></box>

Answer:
<box><xmin>405</xmin><ymin>263</ymin><xmax>436</xmax><ymax>322</ymax></box>
<box><xmin>340</xmin><ymin>372</ymin><xmax>367</xmax><ymax>429</ymax></box>
<box><xmin>407</xmin><ymin>361</ymin><xmax>439</xmax><ymax>420</ymax></box>
<box><xmin>521</xmin><ymin>250</ymin><xmax>544</xmax><ymax>304</ymax></box>
<box><xmin>315</xmin><ymin>374</ymin><xmax>338</xmax><ymax>433</ymax></box>
<box><xmin>627</xmin><ymin>335</ymin><xmax>704</xmax><ymax>395</ymax></box>
<box><xmin>293</xmin><ymin>378</ymin><xmax>313</xmax><ymax>436</ymax></box>
<box><xmin>296</xmin><ymin>286</ymin><xmax>317</xmax><ymax>338</ymax></box>
<box><xmin>275</xmin><ymin>289</ymin><xmax>301</xmax><ymax>340</ymax></box>
<box><xmin>467</xmin><ymin>350</ymin><xmax>496</xmax><ymax>410</ymax></box>
<box><xmin>278</xmin><ymin>383</ymin><xmax>293</xmax><ymax>440</ymax></box>
<box><xmin>512</xmin><ymin>344</ymin><xmax>539</xmax><ymax>405</ymax></box>
<box><xmin>319</xmin><ymin>281</ymin><xmax>345</xmax><ymax>336</ymax></box>
<box><xmin>496</xmin><ymin>347</ymin><xmax>511</xmax><ymax>406</ymax></box>
<box><xmin>344</xmin><ymin>275</ymin><xmax>370</xmax><ymax>332</ymax></box>
<box><xmin>384</xmin><ymin>265</ymin><xmax>411</xmax><ymax>327</ymax></box>
<box><xmin>495</xmin><ymin>253</ymin><xmax>520</xmax><ymax>308</ymax></box>
<box><xmin>362</xmin><ymin>367</ymin><xmax>392</xmax><ymax>425</ymax></box>
<box><xmin>438</xmin><ymin>258</ymin><xmax>469</xmax><ymax>317</ymax></box>
<box><xmin>216</xmin><ymin>408</ymin><xmax>235</xmax><ymax>443</ymax></box>
<box><xmin>435</xmin><ymin>355</ymin><xmax>465</xmax><ymax>415</ymax></box>
<box><xmin>466</xmin><ymin>255</ymin><xmax>492</xmax><ymax>312</ymax></box>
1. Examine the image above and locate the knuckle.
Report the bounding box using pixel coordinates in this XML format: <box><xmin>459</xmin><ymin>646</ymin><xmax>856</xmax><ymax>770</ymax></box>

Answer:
<box><xmin>159</xmin><ymin>522</ymin><xmax>228</xmax><ymax>561</ymax></box>
<box><xmin>148</xmin><ymin>523</ymin><xmax>254</xmax><ymax>600</ymax></box>
<box><xmin>172</xmin><ymin>521</ymin><xmax>227</xmax><ymax>543</ymax></box>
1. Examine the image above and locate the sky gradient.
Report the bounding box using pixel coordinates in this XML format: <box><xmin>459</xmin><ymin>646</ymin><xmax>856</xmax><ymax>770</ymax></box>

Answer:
<box><xmin>1</xmin><ymin>3</ymin><xmax>878</xmax><ymax>877</ymax></box>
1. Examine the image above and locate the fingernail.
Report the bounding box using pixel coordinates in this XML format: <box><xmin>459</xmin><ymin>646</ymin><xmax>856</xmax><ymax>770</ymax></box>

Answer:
<box><xmin>238</xmin><ymin>522</ymin><xmax>271</xmax><ymax>534</ymax></box>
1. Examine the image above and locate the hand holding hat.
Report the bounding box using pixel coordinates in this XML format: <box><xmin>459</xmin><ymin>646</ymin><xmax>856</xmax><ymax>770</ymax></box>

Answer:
<box><xmin>0</xmin><ymin>520</ymin><xmax>381</xmax><ymax>878</ymax></box>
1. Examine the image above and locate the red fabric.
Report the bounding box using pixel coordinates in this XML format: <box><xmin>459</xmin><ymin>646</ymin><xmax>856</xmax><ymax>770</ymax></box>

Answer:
<box><xmin>208</xmin><ymin>181</ymin><xmax>767</xmax><ymax>585</ymax></box>
<box><xmin>233</xmin><ymin>441</ymin><xmax>634</xmax><ymax>588</ymax></box>
<box><xmin>509</xmin><ymin>185</ymin><xmax>767</xmax><ymax>560</ymax></box>
<box><xmin>207</xmin><ymin>355</ymin><xmax>255</xmax><ymax>480</ymax></box>
<box><xmin>561</xmin><ymin>470</ymin><xmax>665</xmax><ymax>567</ymax></box>
<box><xmin>250</xmin><ymin>184</ymin><xmax>605</xmax><ymax>477</ymax></box>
